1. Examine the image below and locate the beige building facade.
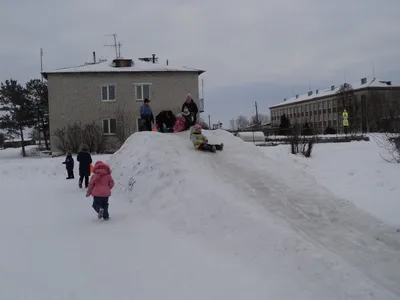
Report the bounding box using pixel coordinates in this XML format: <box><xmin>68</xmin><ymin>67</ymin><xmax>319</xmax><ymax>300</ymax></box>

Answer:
<box><xmin>269</xmin><ymin>77</ymin><xmax>400</xmax><ymax>133</ymax></box>
<box><xmin>42</xmin><ymin>58</ymin><xmax>204</xmax><ymax>154</ymax></box>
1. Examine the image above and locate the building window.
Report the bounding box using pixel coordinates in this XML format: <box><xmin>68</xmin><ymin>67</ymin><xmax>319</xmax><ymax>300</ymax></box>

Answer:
<box><xmin>101</xmin><ymin>85</ymin><xmax>116</xmax><ymax>101</ymax></box>
<box><xmin>135</xmin><ymin>83</ymin><xmax>151</xmax><ymax>101</ymax></box>
<box><xmin>103</xmin><ymin>118</ymin><xmax>117</xmax><ymax>135</ymax></box>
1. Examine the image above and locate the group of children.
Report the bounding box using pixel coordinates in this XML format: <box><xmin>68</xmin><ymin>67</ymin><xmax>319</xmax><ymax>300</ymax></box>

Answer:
<box><xmin>62</xmin><ymin>144</ymin><xmax>115</xmax><ymax>221</ymax></box>
<box><xmin>62</xmin><ymin>125</ymin><xmax>221</xmax><ymax>221</ymax></box>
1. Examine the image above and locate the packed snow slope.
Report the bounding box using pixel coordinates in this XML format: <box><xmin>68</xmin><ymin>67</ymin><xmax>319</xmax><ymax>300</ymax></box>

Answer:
<box><xmin>108</xmin><ymin>130</ymin><xmax>400</xmax><ymax>299</ymax></box>
<box><xmin>262</xmin><ymin>138</ymin><xmax>400</xmax><ymax>227</ymax></box>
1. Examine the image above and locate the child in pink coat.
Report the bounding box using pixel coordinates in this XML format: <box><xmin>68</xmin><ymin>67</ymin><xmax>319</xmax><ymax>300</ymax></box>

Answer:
<box><xmin>86</xmin><ymin>161</ymin><xmax>115</xmax><ymax>220</ymax></box>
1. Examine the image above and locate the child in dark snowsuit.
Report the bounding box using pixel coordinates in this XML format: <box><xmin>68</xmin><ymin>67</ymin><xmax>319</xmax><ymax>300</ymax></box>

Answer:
<box><xmin>62</xmin><ymin>150</ymin><xmax>74</xmax><ymax>179</ymax></box>
<box><xmin>77</xmin><ymin>144</ymin><xmax>92</xmax><ymax>188</ymax></box>
<box><xmin>190</xmin><ymin>124</ymin><xmax>224</xmax><ymax>153</ymax></box>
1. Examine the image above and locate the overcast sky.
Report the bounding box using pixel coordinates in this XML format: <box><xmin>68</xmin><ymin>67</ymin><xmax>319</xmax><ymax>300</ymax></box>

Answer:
<box><xmin>1</xmin><ymin>0</ymin><xmax>399</xmax><ymax>128</ymax></box>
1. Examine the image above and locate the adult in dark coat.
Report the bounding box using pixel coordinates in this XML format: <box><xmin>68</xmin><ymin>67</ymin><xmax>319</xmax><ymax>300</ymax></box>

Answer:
<box><xmin>77</xmin><ymin>144</ymin><xmax>92</xmax><ymax>188</ymax></box>
<box><xmin>181</xmin><ymin>93</ymin><xmax>198</xmax><ymax>126</ymax></box>
<box><xmin>156</xmin><ymin>110</ymin><xmax>176</xmax><ymax>133</ymax></box>
<box><xmin>140</xmin><ymin>98</ymin><xmax>154</xmax><ymax>131</ymax></box>
<box><xmin>62</xmin><ymin>150</ymin><xmax>74</xmax><ymax>179</ymax></box>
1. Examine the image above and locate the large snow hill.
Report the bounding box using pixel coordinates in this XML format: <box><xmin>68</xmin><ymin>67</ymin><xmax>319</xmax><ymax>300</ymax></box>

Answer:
<box><xmin>107</xmin><ymin>130</ymin><xmax>400</xmax><ymax>299</ymax></box>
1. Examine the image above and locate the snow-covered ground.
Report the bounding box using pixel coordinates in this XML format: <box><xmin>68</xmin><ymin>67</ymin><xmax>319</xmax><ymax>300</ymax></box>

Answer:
<box><xmin>1</xmin><ymin>132</ymin><xmax>400</xmax><ymax>300</ymax></box>
<box><xmin>261</xmin><ymin>137</ymin><xmax>400</xmax><ymax>227</ymax></box>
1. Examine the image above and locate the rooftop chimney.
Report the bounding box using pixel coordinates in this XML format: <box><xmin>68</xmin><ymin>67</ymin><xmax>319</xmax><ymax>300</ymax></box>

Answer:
<box><xmin>284</xmin><ymin>98</ymin><xmax>286</xmax><ymax>101</ymax></box>
<box><xmin>93</xmin><ymin>51</ymin><xmax>96</xmax><ymax>63</ymax></box>
<box><xmin>152</xmin><ymin>54</ymin><xmax>156</xmax><ymax>63</ymax></box>
<box><xmin>112</xmin><ymin>58</ymin><xmax>133</xmax><ymax>67</ymax></box>
<box><xmin>331</xmin><ymin>85</ymin><xmax>335</xmax><ymax>91</ymax></box>
<box><xmin>308</xmin><ymin>91</ymin><xmax>313</xmax><ymax>96</ymax></box>
<box><xmin>316</xmin><ymin>89</ymin><xmax>319</xmax><ymax>94</ymax></box>
<box><xmin>296</xmin><ymin>94</ymin><xmax>299</xmax><ymax>99</ymax></box>
<box><xmin>361</xmin><ymin>78</ymin><xmax>367</xmax><ymax>84</ymax></box>
<box><xmin>166</xmin><ymin>59</ymin><xmax>169</xmax><ymax>66</ymax></box>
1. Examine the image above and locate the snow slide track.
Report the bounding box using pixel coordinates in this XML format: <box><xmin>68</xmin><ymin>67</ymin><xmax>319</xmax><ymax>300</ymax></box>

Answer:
<box><xmin>202</xmin><ymin>132</ymin><xmax>400</xmax><ymax>297</ymax></box>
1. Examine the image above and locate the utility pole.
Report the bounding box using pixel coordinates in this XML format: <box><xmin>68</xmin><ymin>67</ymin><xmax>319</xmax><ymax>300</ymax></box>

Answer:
<box><xmin>40</xmin><ymin>48</ymin><xmax>43</xmax><ymax>82</ymax></box>
<box><xmin>200</xmin><ymin>78</ymin><xmax>205</xmax><ymax>113</ymax></box>
<box><xmin>255</xmin><ymin>101</ymin><xmax>259</xmax><ymax>125</ymax></box>
<box><xmin>208</xmin><ymin>114</ymin><xmax>211</xmax><ymax>129</ymax></box>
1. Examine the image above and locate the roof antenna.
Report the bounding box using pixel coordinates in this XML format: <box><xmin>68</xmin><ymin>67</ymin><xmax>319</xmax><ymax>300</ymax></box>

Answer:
<box><xmin>372</xmin><ymin>59</ymin><xmax>375</xmax><ymax>78</ymax></box>
<box><xmin>105</xmin><ymin>33</ymin><xmax>121</xmax><ymax>58</ymax></box>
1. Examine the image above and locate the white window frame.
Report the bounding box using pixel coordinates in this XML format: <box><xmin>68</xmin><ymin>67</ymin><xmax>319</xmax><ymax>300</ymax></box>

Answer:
<box><xmin>102</xmin><ymin>118</ymin><xmax>117</xmax><ymax>135</ymax></box>
<box><xmin>101</xmin><ymin>84</ymin><xmax>116</xmax><ymax>102</ymax></box>
<box><xmin>134</xmin><ymin>83</ymin><xmax>152</xmax><ymax>101</ymax></box>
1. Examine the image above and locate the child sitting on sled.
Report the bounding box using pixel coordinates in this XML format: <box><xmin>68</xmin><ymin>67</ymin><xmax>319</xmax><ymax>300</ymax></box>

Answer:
<box><xmin>190</xmin><ymin>124</ymin><xmax>223</xmax><ymax>152</ymax></box>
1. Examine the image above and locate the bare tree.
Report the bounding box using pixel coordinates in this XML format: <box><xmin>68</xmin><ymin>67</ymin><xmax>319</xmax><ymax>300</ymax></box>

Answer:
<box><xmin>370</xmin><ymin>90</ymin><xmax>400</xmax><ymax>163</ymax></box>
<box><xmin>289</xmin><ymin>125</ymin><xmax>314</xmax><ymax>158</ymax></box>
<box><xmin>229</xmin><ymin>119</ymin><xmax>236</xmax><ymax>131</ymax></box>
<box><xmin>236</xmin><ymin>115</ymin><xmax>249</xmax><ymax>130</ymax></box>
<box><xmin>372</xmin><ymin>133</ymin><xmax>400</xmax><ymax>163</ymax></box>
<box><xmin>54</xmin><ymin>122</ymin><xmax>106</xmax><ymax>153</ymax></box>
<box><xmin>250</xmin><ymin>113</ymin><xmax>270</xmax><ymax>125</ymax></box>
<box><xmin>116</xmin><ymin>105</ymin><xmax>129</xmax><ymax>144</ymax></box>
<box><xmin>335</xmin><ymin>83</ymin><xmax>357</xmax><ymax>133</ymax></box>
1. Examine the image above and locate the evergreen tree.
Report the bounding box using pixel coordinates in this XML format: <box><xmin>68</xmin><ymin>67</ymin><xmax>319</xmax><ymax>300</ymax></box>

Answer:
<box><xmin>26</xmin><ymin>79</ymin><xmax>49</xmax><ymax>149</ymax></box>
<box><xmin>279</xmin><ymin>113</ymin><xmax>290</xmax><ymax>135</ymax></box>
<box><xmin>0</xmin><ymin>79</ymin><xmax>35</xmax><ymax>157</ymax></box>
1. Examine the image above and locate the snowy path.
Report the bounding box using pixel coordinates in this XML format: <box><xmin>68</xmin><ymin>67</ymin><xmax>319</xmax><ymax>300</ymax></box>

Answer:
<box><xmin>203</xmin><ymin>131</ymin><xmax>400</xmax><ymax>297</ymax></box>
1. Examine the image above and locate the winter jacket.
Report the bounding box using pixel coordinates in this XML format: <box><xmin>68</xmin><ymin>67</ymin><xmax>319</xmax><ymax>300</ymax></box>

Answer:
<box><xmin>173</xmin><ymin>116</ymin><xmax>186</xmax><ymax>133</ymax></box>
<box><xmin>87</xmin><ymin>161</ymin><xmax>115</xmax><ymax>197</ymax></box>
<box><xmin>140</xmin><ymin>104</ymin><xmax>154</xmax><ymax>122</ymax></box>
<box><xmin>62</xmin><ymin>155</ymin><xmax>74</xmax><ymax>170</ymax></box>
<box><xmin>77</xmin><ymin>151</ymin><xmax>92</xmax><ymax>176</ymax></box>
<box><xmin>190</xmin><ymin>127</ymin><xmax>208</xmax><ymax>149</ymax></box>
<box><xmin>156</xmin><ymin>110</ymin><xmax>176</xmax><ymax>129</ymax></box>
<box><xmin>181</xmin><ymin>99</ymin><xmax>198</xmax><ymax>116</ymax></box>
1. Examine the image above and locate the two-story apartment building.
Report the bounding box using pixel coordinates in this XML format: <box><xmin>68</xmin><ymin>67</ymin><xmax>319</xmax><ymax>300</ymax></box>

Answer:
<box><xmin>269</xmin><ymin>77</ymin><xmax>400</xmax><ymax>133</ymax></box>
<box><xmin>42</xmin><ymin>57</ymin><xmax>204</xmax><ymax>154</ymax></box>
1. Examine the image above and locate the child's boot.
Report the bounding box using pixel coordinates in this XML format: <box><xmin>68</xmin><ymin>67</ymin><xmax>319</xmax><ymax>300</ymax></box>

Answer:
<box><xmin>98</xmin><ymin>208</ymin><xmax>104</xmax><ymax>219</ymax></box>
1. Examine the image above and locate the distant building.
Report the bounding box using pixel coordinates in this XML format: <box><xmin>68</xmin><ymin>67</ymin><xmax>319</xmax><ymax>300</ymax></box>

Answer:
<box><xmin>42</xmin><ymin>57</ymin><xmax>205</xmax><ymax>154</ymax></box>
<box><xmin>269</xmin><ymin>77</ymin><xmax>400</xmax><ymax>133</ymax></box>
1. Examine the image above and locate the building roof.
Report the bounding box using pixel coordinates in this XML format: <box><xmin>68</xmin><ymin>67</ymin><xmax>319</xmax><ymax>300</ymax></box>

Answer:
<box><xmin>42</xmin><ymin>58</ymin><xmax>205</xmax><ymax>79</ymax></box>
<box><xmin>269</xmin><ymin>77</ymin><xmax>400</xmax><ymax>109</ymax></box>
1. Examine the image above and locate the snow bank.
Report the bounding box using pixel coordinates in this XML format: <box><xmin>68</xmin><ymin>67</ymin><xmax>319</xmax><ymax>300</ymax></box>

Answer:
<box><xmin>106</xmin><ymin>129</ymin><xmax>400</xmax><ymax>299</ymax></box>
<box><xmin>0</xmin><ymin>145</ymin><xmax>38</xmax><ymax>159</ymax></box>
